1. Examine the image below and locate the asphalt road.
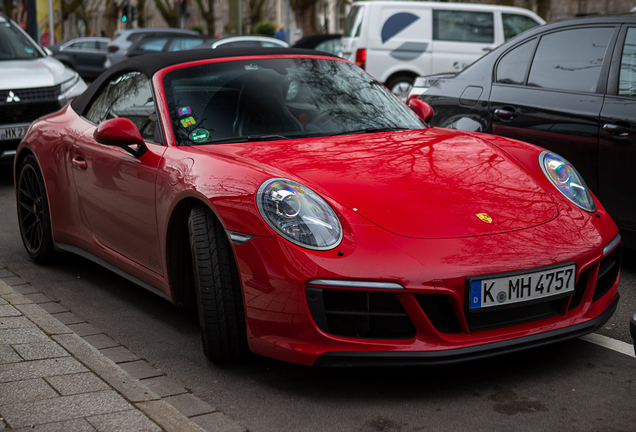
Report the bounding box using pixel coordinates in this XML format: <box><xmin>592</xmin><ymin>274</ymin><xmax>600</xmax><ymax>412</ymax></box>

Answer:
<box><xmin>0</xmin><ymin>164</ymin><xmax>634</xmax><ymax>431</ymax></box>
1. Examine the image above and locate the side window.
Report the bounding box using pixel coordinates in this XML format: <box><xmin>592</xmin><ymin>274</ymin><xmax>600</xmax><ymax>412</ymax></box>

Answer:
<box><xmin>433</xmin><ymin>10</ymin><xmax>494</xmax><ymax>43</ymax></box>
<box><xmin>85</xmin><ymin>72</ymin><xmax>161</xmax><ymax>143</ymax></box>
<box><xmin>68</xmin><ymin>41</ymin><xmax>93</xmax><ymax>50</ymax></box>
<box><xmin>496</xmin><ymin>38</ymin><xmax>537</xmax><ymax>85</ymax></box>
<box><xmin>140</xmin><ymin>38</ymin><xmax>168</xmax><ymax>52</ymax></box>
<box><xmin>527</xmin><ymin>27</ymin><xmax>614</xmax><ymax>93</ymax></box>
<box><xmin>97</xmin><ymin>41</ymin><xmax>109</xmax><ymax>50</ymax></box>
<box><xmin>502</xmin><ymin>14</ymin><xmax>542</xmax><ymax>41</ymax></box>
<box><xmin>619</xmin><ymin>28</ymin><xmax>636</xmax><ymax>97</ymax></box>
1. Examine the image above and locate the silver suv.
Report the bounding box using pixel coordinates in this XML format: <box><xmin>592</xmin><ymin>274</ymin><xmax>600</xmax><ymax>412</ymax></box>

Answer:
<box><xmin>0</xmin><ymin>13</ymin><xmax>87</xmax><ymax>161</ymax></box>
<box><xmin>104</xmin><ymin>28</ymin><xmax>198</xmax><ymax>68</ymax></box>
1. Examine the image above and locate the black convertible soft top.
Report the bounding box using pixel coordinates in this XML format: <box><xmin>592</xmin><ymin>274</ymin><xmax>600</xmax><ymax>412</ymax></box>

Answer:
<box><xmin>71</xmin><ymin>47</ymin><xmax>336</xmax><ymax>115</ymax></box>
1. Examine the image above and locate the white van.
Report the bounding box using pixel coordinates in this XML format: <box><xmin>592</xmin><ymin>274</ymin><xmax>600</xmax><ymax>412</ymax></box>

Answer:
<box><xmin>341</xmin><ymin>1</ymin><xmax>544</xmax><ymax>100</ymax></box>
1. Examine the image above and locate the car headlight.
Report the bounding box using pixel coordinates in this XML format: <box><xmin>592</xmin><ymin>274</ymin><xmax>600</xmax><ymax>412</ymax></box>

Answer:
<box><xmin>256</xmin><ymin>178</ymin><xmax>343</xmax><ymax>250</ymax></box>
<box><xmin>58</xmin><ymin>73</ymin><xmax>86</xmax><ymax>107</ymax></box>
<box><xmin>539</xmin><ymin>151</ymin><xmax>596</xmax><ymax>212</ymax></box>
<box><xmin>60</xmin><ymin>73</ymin><xmax>80</xmax><ymax>95</ymax></box>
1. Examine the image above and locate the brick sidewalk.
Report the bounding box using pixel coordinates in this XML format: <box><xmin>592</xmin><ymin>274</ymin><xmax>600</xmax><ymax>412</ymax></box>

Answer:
<box><xmin>0</xmin><ymin>274</ymin><xmax>244</xmax><ymax>432</ymax></box>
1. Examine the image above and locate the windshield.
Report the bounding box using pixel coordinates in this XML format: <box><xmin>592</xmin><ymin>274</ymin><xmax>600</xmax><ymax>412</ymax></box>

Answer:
<box><xmin>343</xmin><ymin>5</ymin><xmax>364</xmax><ymax>38</ymax></box>
<box><xmin>0</xmin><ymin>20</ymin><xmax>42</xmax><ymax>60</ymax></box>
<box><xmin>163</xmin><ymin>58</ymin><xmax>425</xmax><ymax>146</ymax></box>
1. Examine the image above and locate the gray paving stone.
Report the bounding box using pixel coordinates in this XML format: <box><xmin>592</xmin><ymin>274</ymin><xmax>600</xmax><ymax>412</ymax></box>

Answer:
<box><xmin>0</xmin><ymin>269</ymin><xmax>14</xmax><ymax>278</ymax></box>
<box><xmin>190</xmin><ymin>412</ymin><xmax>247</xmax><ymax>432</ymax></box>
<box><xmin>0</xmin><ymin>328</ymin><xmax>50</xmax><ymax>345</ymax></box>
<box><xmin>119</xmin><ymin>361</ymin><xmax>163</xmax><ymax>380</ymax></box>
<box><xmin>0</xmin><ymin>281</ymin><xmax>14</xmax><ymax>294</ymax></box>
<box><xmin>101</xmin><ymin>346</ymin><xmax>140</xmax><ymax>363</ymax></box>
<box><xmin>164</xmin><ymin>394</ymin><xmax>216</xmax><ymax>418</ymax></box>
<box><xmin>83</xmin><ymin>334</ymin><xmax>119</xmax><ymax>350</ymax></box>
<box><xmin>38</xmin><ymin>302</ymin><xmax>67</xmax><ymax>314</ymax></box>
<box><xmin>53</xmin><ymin>333</ymin><xmax>160</xmax><ymax>403</ymax></box>
<box><xmin>2</xmin><ymin>276</ymin><xmax>27</xmax><ymax>286</ymax></box>
<box><xmin>16</xmin><ymin>304</ymin><xmax>73</xmax><ymax>335</ymax></box>
<box><xmin>136</xmin><ymin>400</ymin><xmax>208</xmax><ymax>432</ymax></box>
<box><xmin>45</xmin><ymin>372</ymin><xmax>111</xmax><ymax>396</ymax></box>
<box><xmin>0</xmin><ymin>345</ymin><xmax>21</xmax><ymax>364</ymax></box>
<box><xmin>12</xmin><ymin>284</ymin><xmax>39</xmax><ymax>295</ymax></box>
<box><xmin>87</xmin><ymin>409</ymin><xmax>162</xmax><ymax>432</ymax></box>
<box><xmin>0</xmin><ymin>357</ymin><xmax>88</xmax><ymax>383</ymax></box>
<box><xmin>23</xmin><ymin>293</ymin><xmax>53</xmax><ymax>304</ymax></box>
<box><xmin>140</xmin><ymin>376</ymin><xmax>187</xmax><ymax>398</ymax></box>
<box><xmin>0</xmin><ymin>378</ymin><xmax>58</xmax><ymax>405</ymax></box>
<box><xmin>52</xmin><ymin>311</ymin><xmax>85</xmax><ymax>325</ymax></box>
<box><xmin>0</xmin><ymin>316</ymin><xmax>36</xmax><ymax>329</ymax></box>
<box><xmin>11</xmin><ymin>418</ymin><xmax>97</xmax><ymax>432</ymax></box>
<box><xmin>1</xmin><ymin>292</ymin><xmax>31</xmax><ymax>305</ymax></box>
<box><xmin>0</xmin><ymin>390</ymin><xmax>132</xmax><ymax>428</ymax></box>
<box><xmin>67</xmin><ymin>322</ymin><xmax>101</xmax><ymax>337</ymax></box>
<box><xmin>0</xmin><ymin>297</ymin><xmax>6</xmax><ymax>305</ymax></box>
<box><xmin>12</xmin><ymin>340</ymin><xmax>71</xmax><ymax>360</ymax></box>
<box><xmin>0</xmin><ymin>305</ymin><xmax>21</xmax><ymax>317</ymax></box>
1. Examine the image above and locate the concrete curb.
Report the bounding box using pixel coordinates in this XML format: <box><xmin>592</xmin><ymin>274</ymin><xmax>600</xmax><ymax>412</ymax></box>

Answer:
<box><xmin>0</xmin><ymin>272</ymin><xmax>245</xmax><ymax>432</ymax></box>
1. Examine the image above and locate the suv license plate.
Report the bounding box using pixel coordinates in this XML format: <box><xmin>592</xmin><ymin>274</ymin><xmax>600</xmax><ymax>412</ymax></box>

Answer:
<box><xmin>0</xmin><ymin>124</ymin><xmax>29</xmax><ymax>141</ymax></box>
<box><xmin>469</xmin><ymin>264</ymin><xmax>576</xmax><ymax>310</ymax></box>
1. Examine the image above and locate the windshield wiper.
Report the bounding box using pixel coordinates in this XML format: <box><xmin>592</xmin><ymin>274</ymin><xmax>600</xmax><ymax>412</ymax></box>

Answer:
<box><xmin>193</xmin><ymin>134</ymin><xmax>292</xmax><ymax>145</ymax></box>
<box><xmin>332</xmin><ymin>127</ymin><xmax>410</xmax><ymax>136</ymax></box>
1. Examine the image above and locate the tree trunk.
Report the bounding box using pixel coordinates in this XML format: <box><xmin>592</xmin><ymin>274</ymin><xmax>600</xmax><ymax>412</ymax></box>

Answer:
<box><xmin>104</xmin><ymin>0</ymin><xmax>120</xmax><ymax>39</ymax></box>
<box><xmin>536</xmin><ymin>0</ymin><xmax>550</xmax><ymax>21</ymax></box>
<box><xmin>2</xmin><ymin>0</ymin><xmax>14</xmax><ymax>20</ymax></box>
<box><xmin>194</xmin><ymin>0</ymin><xmax>216</xmax><ymax>35</ymax></box>
<box><xmin>137</xmin><ymin>0</ymin><xmax>146</xmax><ymax>28</ymax></box>
<box><xmin>248</xmin><ymin>0</ymin><xmax>270</xmax><ymax>33</ymax></box>
<box><xmin>292</xmin><ymin>0</ymin><xmax>317</xmax><ymax>38</ymax></box>
<box><xmin>154</xmin><ymin>0</ymin><xmax>177</xmax><ymax>27</ymax></box>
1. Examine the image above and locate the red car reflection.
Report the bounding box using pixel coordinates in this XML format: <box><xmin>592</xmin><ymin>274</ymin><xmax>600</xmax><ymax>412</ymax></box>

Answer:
<box><xmin>15</xmin><ymin>49</ymin><xmax>621</xmax><ymax>366</ymax></box>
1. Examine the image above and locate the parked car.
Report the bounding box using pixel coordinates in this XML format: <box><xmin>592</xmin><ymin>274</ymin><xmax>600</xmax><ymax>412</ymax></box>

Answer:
<box><xmin>104</xmin><ymin>28</ymin><xmax>198</xmax><ymax>68</ymax></box>
<box><xmin>49</xmin><ymin>37</ymin><xmax>110</xmax><ymax>80</ymax></box>
<box><xmin>0</xmin><ymin>13</ymin><xmax>87</xmax><ymax>162</ymax></box>
<box><xmin>292</xmin><ymin>34</ymin><xmax>342</xmax><ymax>56</ymax></box>
<box><xmin>194</xmin><ymin>35</ymin><xmax>289</xmax><ymax>49</ymax></box>
<box><xmin>124</xmin><ymin>34</ymin><xmax>215</xmax><ymax>59</ymax></box>
<box><xmin>16</xmin><ymin>48</ymin><xmax>620</xmax><ymax>366</ymax></box>
<box><xmin>411</xmin><ymin>14</ymin><xmax>636</xmax><ymax>248</ymax></box>
<box><xmin>341</xmin><ymin>1</ymin><xmax>544</xmax><ymax>101</ymax></box>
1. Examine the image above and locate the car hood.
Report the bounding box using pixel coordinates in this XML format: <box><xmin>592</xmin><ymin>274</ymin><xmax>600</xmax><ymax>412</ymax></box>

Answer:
<box><xmin>0</xmin><ymin>57</ymin><xmax>75</xmax><ymax>90</ymax></box>
<box><xmin>201</xmin><ymin>129</ymin><xmax>559</xmax><ymax>238</ymax></box>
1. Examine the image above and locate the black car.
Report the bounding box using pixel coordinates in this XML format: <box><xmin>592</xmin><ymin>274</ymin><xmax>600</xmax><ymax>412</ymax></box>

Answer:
<box><xmin>49</xmin><ymin>37</ymin><xmax>110</xmax><ymax>80</ymax></box>
<box><xmin>124</xmin><ymin>34</ymin><xmax>213</xmax><ymax>59</ymax></box>
<box><xmin>292</xmin><ymin>34</ymin><xmax>341</xmax><ymax>56</ymax></box>
<box><xmin>413</xmin><ymin>15</ymin><xmax>636</xmax><ymax>247</ymax></box>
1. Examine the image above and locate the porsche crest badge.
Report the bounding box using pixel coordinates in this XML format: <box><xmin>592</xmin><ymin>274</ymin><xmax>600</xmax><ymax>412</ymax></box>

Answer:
<box><xmin>476</xmin><ymin>213</ymin><xmax>492</xmax><ymax>223</ymax></box>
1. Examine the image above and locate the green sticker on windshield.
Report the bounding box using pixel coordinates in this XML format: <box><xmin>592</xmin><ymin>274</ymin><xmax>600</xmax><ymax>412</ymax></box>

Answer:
<box><xmin>190</xmin><ymin>129</ymin><xmax>209</xmax><ymax>143</ymax></box>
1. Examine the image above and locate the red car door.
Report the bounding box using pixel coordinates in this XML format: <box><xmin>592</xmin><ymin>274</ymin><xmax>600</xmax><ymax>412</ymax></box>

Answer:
<box><xmin>70</xmin><ymin>71</ymin><xmax>166</xmax><ymax>275</ymax></box>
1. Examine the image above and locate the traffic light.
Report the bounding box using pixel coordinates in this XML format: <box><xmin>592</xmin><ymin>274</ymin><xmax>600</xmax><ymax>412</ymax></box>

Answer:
<box><xmin>121</xmin><ymin>3</ymin><xmax>128</xmax><ymax>23</ymax></box>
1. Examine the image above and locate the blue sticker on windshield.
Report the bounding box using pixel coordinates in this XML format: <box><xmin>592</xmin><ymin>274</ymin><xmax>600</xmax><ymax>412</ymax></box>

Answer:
<box><xmin>381</xmin><ymin>13</ymin><xmax>420</xmax><ymax>43</ymax></box>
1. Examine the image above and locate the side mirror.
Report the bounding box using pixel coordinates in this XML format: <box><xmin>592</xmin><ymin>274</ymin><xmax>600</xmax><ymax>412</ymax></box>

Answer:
<box><xmin>408</xmin><ymin>98</ymin><xmax>434</xmax><ymax>123</ymax></box>
<box><xmin>93</xmin><ymin>118</ymin><xmax>148</xmax><ymax>157</ymax></box>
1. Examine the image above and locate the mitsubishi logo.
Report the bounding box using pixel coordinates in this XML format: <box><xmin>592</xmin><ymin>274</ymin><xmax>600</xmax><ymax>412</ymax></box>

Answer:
<box><xmin>6</xmin><ymin>91</ymin><xmax>20</xmax><ymax>103</ymax></box>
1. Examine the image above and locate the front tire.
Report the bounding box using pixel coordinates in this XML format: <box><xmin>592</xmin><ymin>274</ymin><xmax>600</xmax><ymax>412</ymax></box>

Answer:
<box><xmin>188</xmin><ymin>205</ymin><xmax>250</xmax><ymax>363</ymax></box>
<box><xmin>17</xmin><ymin>155</ymin><xmax>56</xmax><ymax>264</ymax></box>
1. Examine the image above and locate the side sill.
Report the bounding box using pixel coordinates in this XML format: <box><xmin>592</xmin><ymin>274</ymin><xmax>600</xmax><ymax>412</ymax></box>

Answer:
<box><xmin>55</xmin><ymin>243</ymin><xmax>173</xmax><ymax>303</ymax></box>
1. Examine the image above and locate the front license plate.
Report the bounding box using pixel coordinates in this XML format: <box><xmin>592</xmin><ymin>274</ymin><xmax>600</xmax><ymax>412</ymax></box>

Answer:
<box><xmin>0</xmin><ymin>124</ymin><xmax>29</xmax><ymax>141</ymax></box>
<box><xmin>468</xmin><ymin>264</ymin><xmax>576</xmax><ymax>310</ymax></box>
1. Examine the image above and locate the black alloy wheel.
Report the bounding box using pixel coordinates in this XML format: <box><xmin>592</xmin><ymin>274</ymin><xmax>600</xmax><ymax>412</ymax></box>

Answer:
<box><xmin>188</xmin><ymin>205</ymin><xmax>250</xmax><ymax>363</ymax></box>
<box><xmin>17</xmin><ymin>155</ymin><xmax>55</xmax><ymax>263</ymax></box>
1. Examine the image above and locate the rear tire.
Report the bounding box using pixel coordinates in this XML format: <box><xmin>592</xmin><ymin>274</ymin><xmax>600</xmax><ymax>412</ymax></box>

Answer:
<box><xmin>188</xmin><ymin>205</ymin><xmax>250</xmax><ymax>363</ymax></box>
<box><xmin>386</xmin><ymin>74</ymin><xmax>415</xmax><ymax>102</ymax></box>
<box><xmin>17</xmin><ymin>155</ymin><xmax>56</xmax><ymax>264</ymax></box>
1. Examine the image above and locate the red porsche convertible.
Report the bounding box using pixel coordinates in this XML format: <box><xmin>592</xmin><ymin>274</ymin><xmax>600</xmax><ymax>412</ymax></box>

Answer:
<box><xmin>15</xmin><ymin>48</ymin><xmax>621</xmax><ymax>366</ymax></box>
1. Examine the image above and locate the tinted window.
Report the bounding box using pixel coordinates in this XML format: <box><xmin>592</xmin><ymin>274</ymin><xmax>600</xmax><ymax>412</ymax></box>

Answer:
<box><xmin>433</xmin><ymin>10</ymin><xmax>494</xmax><ymax>43</ymax></box>
<box><xmin>69</xmin><ymin>41</ymin><xmax>95</xmax><ymax>49</ymax></box>
<box><xmin>163</xmin><ymin>58</ymin><xmax>424</xmax><ymax>146</ymax></box>
<box><xmin>343</xmin><ymin>5</ymin><xmax>364</xmax><ymax>38</ymax></box>
<box><xmin>619</xmin><ymin>28</ymin><xmax>636</xmax><ymax>97</ymax></box>
<box><xmin>314</xmin><ymin>39</ymin><xmax>341</xmax><ymax>55</ymax></box>
<box><xmin>140</xmin><ymin>38</ymin><xmax>168</xmax><ymax>52</ymax></box>
<box><xmin>97</xmin><ymin>41</ymin><xmax>109</xmax><ymax>50</ymax></box>
<box><xmin>527</xmin><ymin>27</ymin><xmax>613</xmax><ymax>92</ymax></box>
<box><xmin>262</xmin><ymin>41</ymin><xmax>286</xmax><ymax>47</ymax></box>
<box><xmin>86</xmin><ymin>72</ymin><xmax>160</xmax><ymax>142</ymax></box>
<box><xmin>502</xmin><ymin>14</ymin><xmax>542</xmax><ymax>41</ymax></box>
<box><xmin>168</xmin><ymin>38</ymin><xmax>205</xmax><ymax>51</ymax></box>
<box><xmin>496</xmin><ymin>39</ymin><xmax>537</xmax><ymax>85</ymax></box>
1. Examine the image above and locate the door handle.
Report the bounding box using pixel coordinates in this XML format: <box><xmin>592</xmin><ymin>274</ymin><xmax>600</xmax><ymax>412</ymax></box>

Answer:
<box><xmin>72</xmin><ymin>156</ymin><xmax>87</xmax><ymax>170</ymax></box>
<box><xmin>494</xmin><ymin>108</ymin><xmax>518</xmax><ymax>120</ymax></box>
<box><xmin>602</xmin><ymin>123</ymin><xmax>635</xmax><ymax>136</ymax></box>
<box><xmin>482</xmin><ymin>47</ymin><xmax>493</xmax><ymax>52</ymax></box>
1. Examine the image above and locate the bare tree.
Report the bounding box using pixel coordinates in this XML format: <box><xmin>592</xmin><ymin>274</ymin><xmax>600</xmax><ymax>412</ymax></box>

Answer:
<box><xmin>154</xmin><ymin>0</ymin><xmax>177</xmax><ymax>27</ymax></box>
<box><xmin>104</xmin><ymin>0</ymin><xmax>121</xmax><ymax>38</ymax></box>
<box><xmin>75</xmin><ymin>0</ymin><xmax>102</xmax><ymax>35</ymax></box>
<box><xmin>292</xmin><ymin>0</ymin><xmax>318</xmax><ymax>37</ymax></box>
<box><xmin>193</xmin><ymin>0</ymin><xmax>216</xmax><ymax>34</ymax></box>
<box><xmin>536</xmin><ymin>0</ymin><xmax>550</xmax><ymax>21</ymax></box>
<box><xmin>248</xmin><ymin>0</ymin><xmax>271</xmax><ymax>33</ymax></box>
<box><xmin>137</xmin><ymin>0</ymin><xmax>147</xmax><ymax>27</ymax></box>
